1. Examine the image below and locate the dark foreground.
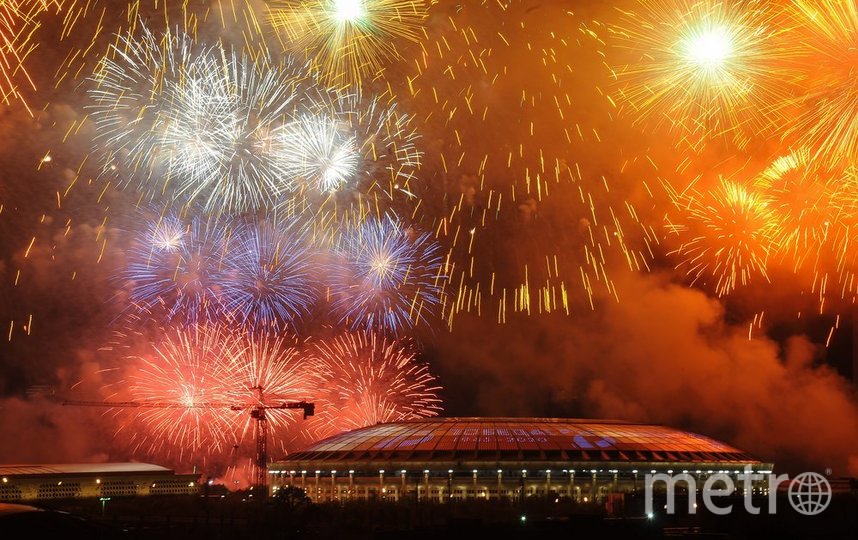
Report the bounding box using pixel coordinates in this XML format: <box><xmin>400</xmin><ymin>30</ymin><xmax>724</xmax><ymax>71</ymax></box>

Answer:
<box><xmin>2</xmin><ymin>491</ymin><xmax>856</xmax><ymax>539</ymax></box>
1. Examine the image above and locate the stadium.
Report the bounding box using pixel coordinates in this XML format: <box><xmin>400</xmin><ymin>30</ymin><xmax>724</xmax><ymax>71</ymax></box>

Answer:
<box><xmin>270</xmin><ymin>417</ymin><xmax>771</xmax><ymax>503</ymax></box>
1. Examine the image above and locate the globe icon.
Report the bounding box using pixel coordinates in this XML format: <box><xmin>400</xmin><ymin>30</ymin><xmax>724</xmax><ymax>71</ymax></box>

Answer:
<box><xmin>788</xmin><ymin>472</ymin><xmax>831</xmax><ymax>516</ymax></box>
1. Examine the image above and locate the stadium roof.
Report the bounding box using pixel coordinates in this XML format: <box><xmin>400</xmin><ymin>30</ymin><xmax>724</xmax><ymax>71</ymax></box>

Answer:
<box><xmin>284</xmin><ymin>417</ymin><xmax>760</xmax><ymax>465</ymax></box>
<box><xmin>0</xmin><ymin>463</ymin><xmax>174</xmax><ymax>477</ymax></box>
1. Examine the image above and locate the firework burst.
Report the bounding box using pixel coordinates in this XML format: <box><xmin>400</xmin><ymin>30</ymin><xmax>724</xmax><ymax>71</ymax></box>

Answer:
<box><xmin>124</xmin><ymin>324</ymin><xmax>244</xmax><ymax>461</ymax></box>
<box><xmin>88</xmin><ymin>24</ymin><xmax>324</xmax><ymax>213</ymax></box>
<box><xmin>782</xmin><ymin>0</ymin><xmax>858</xmax><ymax>167</ymax></box>
<box><xmin>268</xmin><ymin>0</ymin><xmax>428</xmax><ymax>87</ymax></box>
<box><xmin>307</xmin><ymin>330</ymin><xmax>441</xmax><ymax>438</ymax></box>
<box><xmin>281</xmin><ymin>93</ymin><xmax>421</xmax><ymax>200</ymax></box>
<box><xmin>220</xmin><ymin>217</ymin><xmax>319</xmax><ymax>332</ymax></box>
<box><xmin>327</xmin><ymin>216</ymin><xmax>444</xmax><ymax>335</ymax></box>
<box><xmin>119</xmin><ymin>211</ymin><xmax>229</xmax><ymax>325</ymax></box>
<box><xmin>754</xmin><ymin>149</ymin><xmax>848</xmax><ymax>271</ymax></box>
<box><xmin>610</xmin><ymin>0</ymin><xmax>793</xmax><ymax>150</ymax></box>
<box><xmin>668</xmin><ymin>178</ymin><xmax>777</xmax><ymax>296</ymax></box>
<box><xmin>117</xmin><ymin>326</ymin><xmax>323</xmax><ymax>465</ymax></box>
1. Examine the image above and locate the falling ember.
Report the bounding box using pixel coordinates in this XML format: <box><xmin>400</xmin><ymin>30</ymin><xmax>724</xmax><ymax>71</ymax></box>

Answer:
<box><xmin>0</xmin><ymin>1</ymin><xmax>57</xmax><ymax>113</ymax></box>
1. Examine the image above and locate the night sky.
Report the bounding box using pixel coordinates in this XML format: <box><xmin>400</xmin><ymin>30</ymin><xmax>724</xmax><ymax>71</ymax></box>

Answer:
<box><xmin>0</xmin><ymin>0</ymin><xmax>856</xmax><ymax>481</ymax></box>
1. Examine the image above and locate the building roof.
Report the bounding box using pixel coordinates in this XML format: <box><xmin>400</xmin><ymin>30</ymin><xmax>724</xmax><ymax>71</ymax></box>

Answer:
<box><xmin>284</xmin><ymin>417</ymin><xmax>759</xmax><ymax>465</ymax></box>
<box><xmin>0</xmin><ymin>463</ymin><xmax>174</xmax><ymax>477</ymax></box>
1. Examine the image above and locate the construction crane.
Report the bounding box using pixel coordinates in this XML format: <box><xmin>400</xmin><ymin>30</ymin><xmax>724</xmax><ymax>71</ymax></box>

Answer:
<box><xmin>63</xmin><ymin>394</ymin><xmax>314</xmax><ymax>490</ymax></box>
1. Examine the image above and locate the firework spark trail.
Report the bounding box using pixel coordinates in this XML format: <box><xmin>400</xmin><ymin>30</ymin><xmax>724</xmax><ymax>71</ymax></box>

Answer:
<box><xmin>327</xmin><ymin>215</ymin><xmax>444</xmax><ymax>336</ymax></box>
<box><xmin>668</xmin><ymin>177</ymin><xmax>776</xmax><ymax>297</ymax></box>
<box><xmin>88</xmin><ymin>24</ymin><xmax>327</xmax><ymax>213</ymax></box>
<box><xmin>280</xmin><ymin>111</ymin><xmax>361</xmax><ymax>193</ymax></box>
<box><xmin>52</xmin><ymin>1</ymin><xmax>266</xmax><ymax>97</ymax></box>
<box><xmin>0</xmin><ymin>1</ymin><xmax>58</xmax><ymax>113</ymax></box>
<box><xmin>120</xmin><ymin>211</ymin><xmax>229</xmax><ymax>326</ymax></box>
<box><xmin>782</xmin><ymin>0</ymin><xmax>858</xmax><ymax>168</ymax></box>
<box><xmin>267</xmin><ymin>0</ymin><xmax>428</xmax><ymax>88</ymax></box>
<box><xmin>610</xmin><ymin>0</ymin><xmax>794</xmax><ymax>151</ymax></box>
<box><xmin>227</xmin><ymin>332</ymin><xmax>326</xmax><ymax>450</ymax></box>
<box><xmin>397</xmin><ymin>3</ymin><xmax>659</xmax><ymax>324</ymax></box>
<box><xmin>220</xmin><ymin>217</ymin><xmax>320</xmax><ymax>332</ymax></box>
<box><xmin>306</xmin><ymin>329</ymin><xmax>441</xmax><ymax>439</ymax></box>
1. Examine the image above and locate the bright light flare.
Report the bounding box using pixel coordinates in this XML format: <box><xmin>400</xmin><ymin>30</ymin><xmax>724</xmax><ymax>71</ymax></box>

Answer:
<box><xmin>685</xmin><ymin>26</ymin><xmax>733</xmax><ymax>69</ymax></box>
<box><xmin>611</xmin><ymin>0</ymin><xmax>792</xmax><ymax>150</ymax></box>
<box><xmin>333</xmin><ymin>0</ymin><xmax>364</xmax><ymax>21</ymax></box>
<box><xmin>268</xmin><ymin>0</ymin><xmax>428</xmax><ymax>87</ymax></box>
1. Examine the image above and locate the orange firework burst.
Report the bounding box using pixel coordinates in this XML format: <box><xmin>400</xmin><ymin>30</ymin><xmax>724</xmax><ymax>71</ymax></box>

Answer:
<box><xmin>754</xmin><ymin>149</ymin><xmax>849</xmax><ymax>271</ymax></box>
<box><xmin>267</xmin><ymin>0</ymin><xmax>428</xmax><ymax>87</ymax></box>
<box><xmin>782</xmin><ymin>0</ymin><xmax>858</xmax><ymax>167</ymax></box>
<box><xmin>610</xmin><ymin>0</ymin><xmax>793</xmax><ymax>150</ymax></box>
<box><xmin>305</xmin><ymin>330</ymin><xmax>441</xmax><ymax>439</ymax></box>
<box><xmin>118</xmin><ymin>326</ymin><xmax>321</xmax><ymax>464</ymax></box>
<box><xmin>124</xmin><ymin>325</ymin><xmax>244</xmax><ymax>461</ymax></box>
<box><xmin>668</xmin><ymin>177</ymin><xmax>776</xmax><ymax>296</ymax></box>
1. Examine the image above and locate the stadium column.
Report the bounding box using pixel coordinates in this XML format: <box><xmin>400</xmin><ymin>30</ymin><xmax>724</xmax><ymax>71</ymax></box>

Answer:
<box><xmin>496</xmin><ymin>469</ymin><xmax>502</xmax><ymax>500</ymax></box>
<box><xmin>569</xmin><ymin>470</ymin><xmax>576</xmax><ymax>501</ymax></box>
<box><xmin>591</xmin><ymin>471</ymin><xmax>597</xmax><ymax>502</ymax></box>
<box><xmin>314</xmin><ymin>471</ymin><xmax>320</xmax><ymax>502</ymax></box>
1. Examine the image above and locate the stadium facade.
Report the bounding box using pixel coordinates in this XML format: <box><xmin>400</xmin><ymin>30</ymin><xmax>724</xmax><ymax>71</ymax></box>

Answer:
<box><xmin>0</xmin><ymin>463</ymin><xmax>199</xmax><ymax>501</ymax></box>
<box><xmin>270</xmin><ymin>417</ymin><xmax>771</xmax><ymax>503</ymax></box>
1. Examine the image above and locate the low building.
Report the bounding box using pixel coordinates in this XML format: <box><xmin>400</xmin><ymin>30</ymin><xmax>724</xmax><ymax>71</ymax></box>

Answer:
<box><xmin>0</xmin><ymin>463</ymin><xmax>199</xmax><ymax>501</ymax></box>
<box><xmin>271</xmin><ymin>417</ymin><xmax>771</xmax><ymax>503</ymax></box>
